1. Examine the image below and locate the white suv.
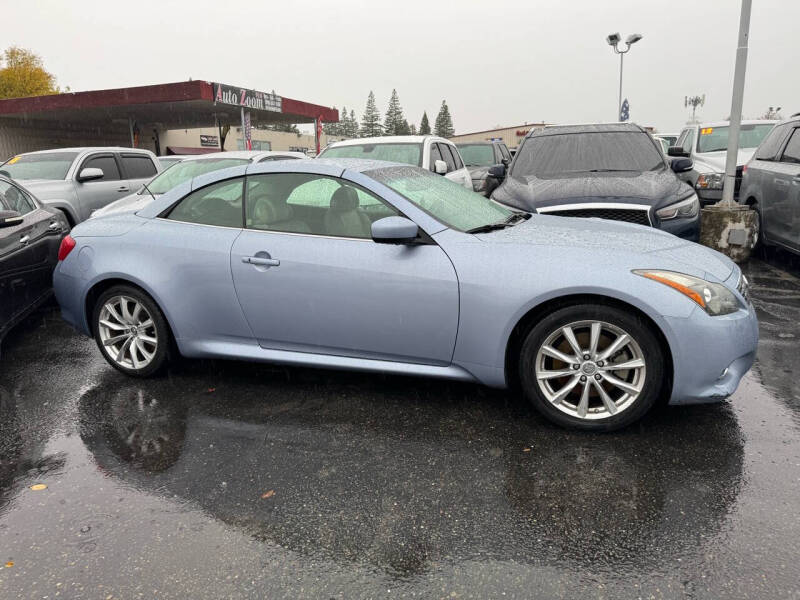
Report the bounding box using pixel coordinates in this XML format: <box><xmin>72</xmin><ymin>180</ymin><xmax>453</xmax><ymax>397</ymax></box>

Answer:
<box><xmin>318</xmin><ymin>135</ymin><xmax>473</xmax><ymax>189</ymax></box>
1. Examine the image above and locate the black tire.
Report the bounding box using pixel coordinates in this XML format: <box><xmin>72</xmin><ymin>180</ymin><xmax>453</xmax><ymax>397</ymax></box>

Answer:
<box><xmin>519</xmin><ymin>304</ymin><xmax>665</xmax><ymax>432</ymax></box>
<box><xmin>92</xmin><ymin>285</ymin><xmax>171</xmax><ymax>377</ymax></box>
<box><xmin>751</xmin><ymin>202</ymin><xmax>763</xmax><ymax>250</ymax></box>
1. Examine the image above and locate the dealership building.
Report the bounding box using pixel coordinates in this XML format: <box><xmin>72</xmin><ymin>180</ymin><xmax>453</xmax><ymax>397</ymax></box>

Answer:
<box><xmin>449</xmin><ymin>123</ymin><xmax>549</xmax><ymax>149</ymax></box>
<box><xmin>0</xmin><ymin>80</ymin><xmax>339</xmax><ymax>159</ymax></box>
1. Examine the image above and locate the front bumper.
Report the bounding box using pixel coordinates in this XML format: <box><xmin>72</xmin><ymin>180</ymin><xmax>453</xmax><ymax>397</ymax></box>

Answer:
<box><xmin>657</xmin><ymin>213</ymin><xmax>701</xmax><ymax>242</ymax></box>
<box><xmin>665</xmin><ymin>297</ymin><xmax>758</xmax><ymax>405</ymax></box>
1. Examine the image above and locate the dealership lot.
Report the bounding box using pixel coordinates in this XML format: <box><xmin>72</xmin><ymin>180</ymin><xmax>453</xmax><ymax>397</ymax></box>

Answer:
<box><xmin>0</xmin><ymin>250</ymin><xmax>798</xmax><ymax>599</ymax></box>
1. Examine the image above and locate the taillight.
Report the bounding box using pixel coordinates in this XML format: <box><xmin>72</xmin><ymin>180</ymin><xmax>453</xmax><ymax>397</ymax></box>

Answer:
<box><xmin>58</xmin><ymin>235</ymin><xmax>76</xmax><ymax>261</ymax></box>
<box><xmin>742</xmin><ymin>164</ymin><xmax>748</xmax><ymax>174</ymax></box>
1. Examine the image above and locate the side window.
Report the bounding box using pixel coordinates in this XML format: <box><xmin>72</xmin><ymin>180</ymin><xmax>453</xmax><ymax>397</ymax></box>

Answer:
<box><xmin>121</xmin><ymin>154</ymin><xmax>158</xmax><ymax>179</ymax></box>
<box><xmin>779</xmin><ymin>128</ymin><xmax>800</xmax><ymax>164</ymax></box>
<box><xmin>439</xmin><ymin>143</ymin><xmax>457</xmax><ymax>172</ymax></box>
<box><xmin>80</xmin><ymin>155</ymin><xmax>121</xmax><ymax>181</ymax></box>
<box><xmin>166</xmin><ymin>178</ymin><xmax>244</xmax><ymax>228</ymax></box>
<box><xmin>429</xmin><ymin>143</ymin><xmax>443</xmax><ymax>171</ymax></box>
<box><xmin>250</xmin><ymin>173</ymin><xmax>398</xmax><ymax>239</ymax></box>
<box><xmin>0</xmin><ymin>180</ymin><xmax>35</xmax><ymax>214</ymax></box>
<box><xmin>754</xmin><ymin>125</ymin><xmax>788</xmax><ymax>161</ymax></box>
<box><xmin>499</xmin><ymin>144</ymin><xmax>511</xmax><ymax>161</ymax></box>
<box><xmin>448</xmin><ymin>144</ymin><xmax>464</xmax><ymax>169</ymax></box>
<box><xmin>681</xmin><ymin>129</ymin><xmax>695</xmax><ymax>154</ymax></box>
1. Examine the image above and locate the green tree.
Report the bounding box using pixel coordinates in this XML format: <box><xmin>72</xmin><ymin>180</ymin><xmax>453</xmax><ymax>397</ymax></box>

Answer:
<box><xmin>360</xmin><ymin>91</ymin><xmax>382</xmax><ymax>137</ymax></box>
<box><xmin>383</xmin><ymin>89</ymin><xmax>408</xmax><ymax>136</ymax></box>
<box><xmin>323</xmin><ymin>106</ymin><xmax>338</xmax><ymax>135</ymax></box>
<box><xmin>0</xmin><ymin>46</ymin><xmax>61</xmax><ymax>99</ymax></box>
<box><xmin>434</xmin><ymin>101</ymin><xmax>454</xmax><ymax>138</ymax></box>
<box><xmin>348</xmin><ymin>109</ymin><xmax>359</xmax><ymax>138</ymax></box>
<box><xmin>419</xmin><ymin>111</ymin><xmax>431</xmax><ymax>135</ymax></box>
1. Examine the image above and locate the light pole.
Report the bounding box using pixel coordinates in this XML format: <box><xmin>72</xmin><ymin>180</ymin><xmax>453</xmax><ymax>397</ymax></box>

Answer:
<box><xmin>606</xmin><ymin>32</ymin><xmax>643</xmax><ymax>121</ymax></box>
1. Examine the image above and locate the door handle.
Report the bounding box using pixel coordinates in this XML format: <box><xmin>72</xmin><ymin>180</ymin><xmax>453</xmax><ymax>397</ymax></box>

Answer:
<box><xmin>19</xmin><ymin>235</ymin><xmax>30</xmax><ymax>245</ymax></box>
<box><xmin>47</xmin><ymin>221</ymin><xmax>61</xmax><ymax>232</ymax></box>
<box><xmin>775</xmin><ymin>178</ymin><xmax>789</xmax><ymax>187</ymax></box>
<box><xmin>117</xmin><ymin>186</ymin><xmax>130</xmax><ymax>192</ymax></box>
<box><xmin>242</xmin><ymin>256</ymin><xmax>280</xmax><ymax>267</ymax></box>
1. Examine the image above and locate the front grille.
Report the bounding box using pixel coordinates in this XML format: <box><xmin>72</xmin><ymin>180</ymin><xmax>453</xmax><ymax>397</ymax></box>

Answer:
<box><xmin>545</xmin><ymin>208</ymin><xmax>650</xmax><ymax>226</ymax></box>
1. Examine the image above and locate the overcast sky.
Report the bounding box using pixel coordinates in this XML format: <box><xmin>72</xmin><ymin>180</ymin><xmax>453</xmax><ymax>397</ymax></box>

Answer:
<box><xmin>5</xmin><ymin>0</ymin><xmax>799</xmax><ymax>134</ymax></box>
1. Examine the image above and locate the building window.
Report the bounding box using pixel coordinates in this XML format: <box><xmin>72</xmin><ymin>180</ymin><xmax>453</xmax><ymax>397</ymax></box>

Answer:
<box><xmin>236</xmin><ymin>139</ymin><xmax>271</xmax><ymax>151</ymax></box>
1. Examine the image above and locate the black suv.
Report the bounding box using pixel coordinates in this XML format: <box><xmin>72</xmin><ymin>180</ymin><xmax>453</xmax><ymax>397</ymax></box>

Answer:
<box><xmin>490</xmin><ymin>123</ymin><xmax>701</xmax><ymax>240</ymax></box>
<box><xmin>455</xmin><ymin>140</ymin><xmax>512</xmax><ymax>197</ymax></box>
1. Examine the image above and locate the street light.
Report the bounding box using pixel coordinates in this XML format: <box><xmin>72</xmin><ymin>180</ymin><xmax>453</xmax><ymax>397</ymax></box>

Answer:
<box><xmin>606</xmin><ymin>32</ymin><xmax>643</xmax><ymax>121</ymax></box>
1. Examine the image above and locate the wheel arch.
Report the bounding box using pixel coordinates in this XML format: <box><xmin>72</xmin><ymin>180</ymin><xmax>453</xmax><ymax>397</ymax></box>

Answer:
<box><xmin>503</xmin><ymin>293</ymin><xmax>674</xmax><ymax>401</ymax></box>
<box><xmin>83</xmin><ymin>276</ymin><xmax>178</xmax><ymax>345</ymax></box>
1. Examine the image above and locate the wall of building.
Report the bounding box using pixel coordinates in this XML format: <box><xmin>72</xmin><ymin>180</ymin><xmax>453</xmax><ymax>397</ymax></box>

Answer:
<box><xmin>449</xmin><ymin>123</ymin><xmax>549</xmax><ymax>149</ymax></box>
<box><xmin>160</xmin><ymin>126</ymin><xmax>346</xmax><ymax>155</ymax></box>
<box><xmin>0</xmin><ymin>118</ymin><xmax>156</xmax><ymax>161</ymax></box>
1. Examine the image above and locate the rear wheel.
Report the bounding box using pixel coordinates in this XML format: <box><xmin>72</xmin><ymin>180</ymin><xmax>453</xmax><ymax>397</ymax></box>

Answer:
<box><xmin>750</xmin><ymin>201</ymin><xmax>763</xmax><ymax>250</ymax></box>
<box><xmin>92</xmin><ymin>285</ymin><xmax>170</xmax><ymax>377</ymax></box>
<box><xmin>519</xmin><ymin>304</ymin><xmax>664</xmax><ymax>431</ymax></box>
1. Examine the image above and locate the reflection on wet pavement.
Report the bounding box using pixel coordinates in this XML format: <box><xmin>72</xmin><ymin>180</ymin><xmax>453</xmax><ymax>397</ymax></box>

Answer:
<box><xmin>0</xmin><ymin>254</ymin><xmax>799</xmax><ymax>598</ymax></box>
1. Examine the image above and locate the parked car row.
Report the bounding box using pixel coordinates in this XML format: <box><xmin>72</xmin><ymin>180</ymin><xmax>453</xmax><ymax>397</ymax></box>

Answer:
<box><xmin>0</xmin><ymin>129</ymin><xmax>764</xmax><ymax>432</ymax></box>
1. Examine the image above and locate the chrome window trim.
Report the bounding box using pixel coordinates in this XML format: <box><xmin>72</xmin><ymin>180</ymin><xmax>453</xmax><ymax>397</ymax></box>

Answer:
<box><xmin>536</xmin><ymin>203</ymin><xmax>652</xmax><ymax>226</ymax></box>
<box><xmin>155</xmin><ymin>216</ymin><xmax>373</xmax><ymax>242</ymax></box>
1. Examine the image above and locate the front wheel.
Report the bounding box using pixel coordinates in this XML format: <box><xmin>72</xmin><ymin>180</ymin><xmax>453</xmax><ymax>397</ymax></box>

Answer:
<box><xmin>519</xmin><ymin>304</ymin><xmax>665</xmax><ymax>431</ymax></box>
<box><xmin>92</xmin><ymin>285</ymin><xmax>170</xmax><ymax>377</ymax></box>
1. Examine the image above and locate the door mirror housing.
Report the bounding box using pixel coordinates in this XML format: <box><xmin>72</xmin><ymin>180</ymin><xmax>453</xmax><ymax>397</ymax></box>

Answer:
<box><xmin>77</xmin><ymin>167</ymin><xmax>104</xmax><ymax>182</ymax></box>
<box><xmin>488</xmin><ymin>164</ymin><xmax>506</xmax><ymax>179</ymax></box>
<box><xmin>501</xmin><ymin>157</ymin><xmax>510</xmax><ymax>167</ymax></box>
<box><xmin>0</xmin><ymin>209</ymin><xmax>23</xmax><ymax>228</ymax></box>
<box><xmin>667</xmin><ymin>146</ymin><xmax>689</xmax><ymax>158</ymax></box>
<box><xmin>670</xmin><ymin>157</ymin><xmax>694</xmax><ymax>173</ymax></box>
<box><xmin>371</xmin><ymin>216</ymin><xmax>419</xmax><ymax>244</ymax></box>
<box><xmin>433</xmin><ymin>159</ymin><xmax>447</xmax><ymax>175</ymax></box>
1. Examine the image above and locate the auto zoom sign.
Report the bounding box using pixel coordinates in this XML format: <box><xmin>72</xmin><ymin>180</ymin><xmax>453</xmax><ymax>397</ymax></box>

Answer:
<box><xmin>213</xmin><ymin>83</ymin><xmax>282</xmax><ymax>113</ymax></box>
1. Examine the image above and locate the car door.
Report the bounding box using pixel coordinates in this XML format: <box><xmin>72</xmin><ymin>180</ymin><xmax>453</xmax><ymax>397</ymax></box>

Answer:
<box><xmin>74</xmin><ymin>153</ymin><xmax>130</xmax><ymax>220</ymax></box>
<box><xmin>230</xmin><ymin>171</ymin><xmax>459</xmax><ymax>364</ymax></box>
<box><xmin>118</xmin><ymin>153</ymin><xmax>159</xmax><ymax>194</ymax></box>
<box><xmin>441</xmin><ymin>143</ymin><xmax>472</xmax><ymax>188</ymax></box>
<box><xmin>0</xmin><ymin>181</ymin><xmax>56</xmax><ymax>329</ymax></box>
<box><xmin>768</xmin><ymin>127</ymin><xmax>800</xmax><ymax>249</ymax></box>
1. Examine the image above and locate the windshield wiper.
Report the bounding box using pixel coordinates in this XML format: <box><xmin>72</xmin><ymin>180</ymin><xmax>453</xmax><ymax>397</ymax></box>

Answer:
<box><xmin>466</xmin><ymin>211</ymin><xmax>530</xmax><ymax>234</ymax></box>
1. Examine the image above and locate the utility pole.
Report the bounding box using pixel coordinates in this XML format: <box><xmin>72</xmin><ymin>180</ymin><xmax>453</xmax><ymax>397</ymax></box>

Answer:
<box><xmin>721</xmin><ymin>0</ymin><xmax>751</xmax><ymax>207</ymax></box>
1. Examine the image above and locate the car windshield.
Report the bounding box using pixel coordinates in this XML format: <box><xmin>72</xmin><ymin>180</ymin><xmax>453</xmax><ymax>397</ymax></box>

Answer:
<box><xmin>512</xmin><ymin>131</ymin><xmax>665</xmax><ymax>177</ymax></box>
<box><xmin>320</xmin><ymin>143</ymin><xmax>422</xmax><ymax>167</ymax></box>
<box><xmin>0</xmin><ymin>152</ymin><xmax>79</xmax><ymax>180</ymax></box>
<box><xmin>697</xmin><ymin>124</ymin><xmax>775</xmax><ymax>153</ymax></box>
<box><xmin>367</xmin><ymin>165</ymin><xmax>513</xmax><ymax>231</ymax></box>
<box><xmin>143</xmin><ymin>157</ymin><xmax>250</xmax><ymax>194</ymax></box>
<box><xmin>457</xmin><ymin>144</ymin><xmax>496</xmax><ymax>166</ymax></box>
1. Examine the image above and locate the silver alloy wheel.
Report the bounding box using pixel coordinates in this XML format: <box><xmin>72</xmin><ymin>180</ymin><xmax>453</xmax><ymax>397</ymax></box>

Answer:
<box><xmin>534</xmin><ymin>320</ymin><xmax>646</xmax><ymax>420</ymax></box>
<box><xmin>752</xmin><ymin>208</ymin><xmax>760</xmax><ymax>247</ymax></box>
<box><xmin>98</xmin><ymin>295</ymin><xmax>158</xmax><ymax>371</ymax></box>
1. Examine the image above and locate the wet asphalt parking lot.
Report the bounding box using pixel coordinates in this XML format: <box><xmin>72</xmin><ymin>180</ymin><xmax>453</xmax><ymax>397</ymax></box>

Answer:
<box><xmin>0</xmin><ymin>250</ymin><xmax>799</xmax><ymax>599</ymax></box>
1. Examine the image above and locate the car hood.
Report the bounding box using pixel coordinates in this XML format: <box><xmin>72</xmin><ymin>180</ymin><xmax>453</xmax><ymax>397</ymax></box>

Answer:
<box><xmin>498</xmin><ymin>170</ymin><xmax>686</xmax><ymax>211</ymax></box>
<box><xmin>11</xmin><ymin>179</ymin><xmax>72</xmax><ymax>200</ymax></box>
<box><xmin>693</xmin><ymin>149</ymin><xmax>755</xmax><ymax>173</ymax></box>
<box><xmin>92</xmin><ymin>192</ymin><xmax>159</xmax><ymax>218</ymax></box>
<box><xmin>476</xmin><ymin>214</ymin><xmax>734</xmax><ymax>281</ymax></box>
<box><xmin>465</xmin><ymin>166</ymin><xmax>490</xmax><ymax>180</ymax></box>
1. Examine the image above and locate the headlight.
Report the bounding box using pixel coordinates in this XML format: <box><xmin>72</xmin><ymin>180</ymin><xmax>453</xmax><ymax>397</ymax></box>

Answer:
<box><xmin>656</xmin><ymin>193</ymin><xmax>699</xmax><ymax>220</ymax></box>
<box><xmin>473</xmin><ymin>178</ymin><xmax>487</xmax><ymax>192</ymax></box>
<box><xmin>695</xmin><ymin>173</ymin><xmax>724</xmax><ymax>190</ymax></box>
<box><xmin>633</xmin><ymin>270</ymin><xmax>741</xmax><ymax>316</ymax></box>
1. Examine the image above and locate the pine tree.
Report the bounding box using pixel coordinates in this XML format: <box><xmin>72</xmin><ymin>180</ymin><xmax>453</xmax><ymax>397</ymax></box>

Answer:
<box><xmin>360</xmin><ymin>91</ymin><xmax>382</xmax><ymax>137</ymax></box>
<box><xmin>324</xmin><ymin>106</ymin><xmax>338</xmax><ymax>135</ymax></box>
<box><xmin>434</xmin><ymin>101</ymin><xmax>454</xmax><ymax>138</ymax></box>
<box><xmin>410</xmin><ymin>123</ymin><xmax>417</xmax><ymax>135</ymax></box>
<box><xmin>349</xmin><ymin>109</ymin><xmax>359</xmax><ymax>138</ymax></box>
<box><xmin>419</xmin><ymin>111</ymin><xmax>431</xmax><ymax>135</ymax></box>
<box><xmin>383</xmin><ymin>89</ymin><xmax>407</xmax><ymax>136</ymax></box>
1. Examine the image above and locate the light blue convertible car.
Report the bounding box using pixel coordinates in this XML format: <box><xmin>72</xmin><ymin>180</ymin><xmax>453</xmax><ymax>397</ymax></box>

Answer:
<box><xmin>53</xmin><ymin>159</ymin><xmax>758</xmax><ymax>431</ymax></box>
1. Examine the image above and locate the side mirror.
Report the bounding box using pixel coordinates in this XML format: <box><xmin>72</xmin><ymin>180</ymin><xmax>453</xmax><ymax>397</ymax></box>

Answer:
<box><xmin>670</xmin><ymin>157</ymin><xmax>694</xmax><ymax>173</ymax></box>
<box><xmin>371</xmin><ymin>216</ymin><xmax>419</xmax><ymax>244</ymax></box>
<box><xmin>488</xmin><ymin>164</ymin><xmax>506</xmax><ymax>179</ymax></box>
<box><xmin>0</xmin><ymin>209</ymin><xmax>23</xmax><ymax>228</ymax></box>
<box><xmin>434</xmin><ymin>159</ymin><xmax>447</xmax><ymax>175</ymax></box>
<box><xmin>667</xmin><ymin>146</ymin><xmax>689</xmax><ymax>158</ymax></box>
<box><xmin>77</xmin><ymin>167</ymin><xmax>104</xmax><ymax>182</ymax></box>
<box><xmin>501</xmin><ymin>157</ymin><xmax>510</xmax><ymax>167</ymax></box>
